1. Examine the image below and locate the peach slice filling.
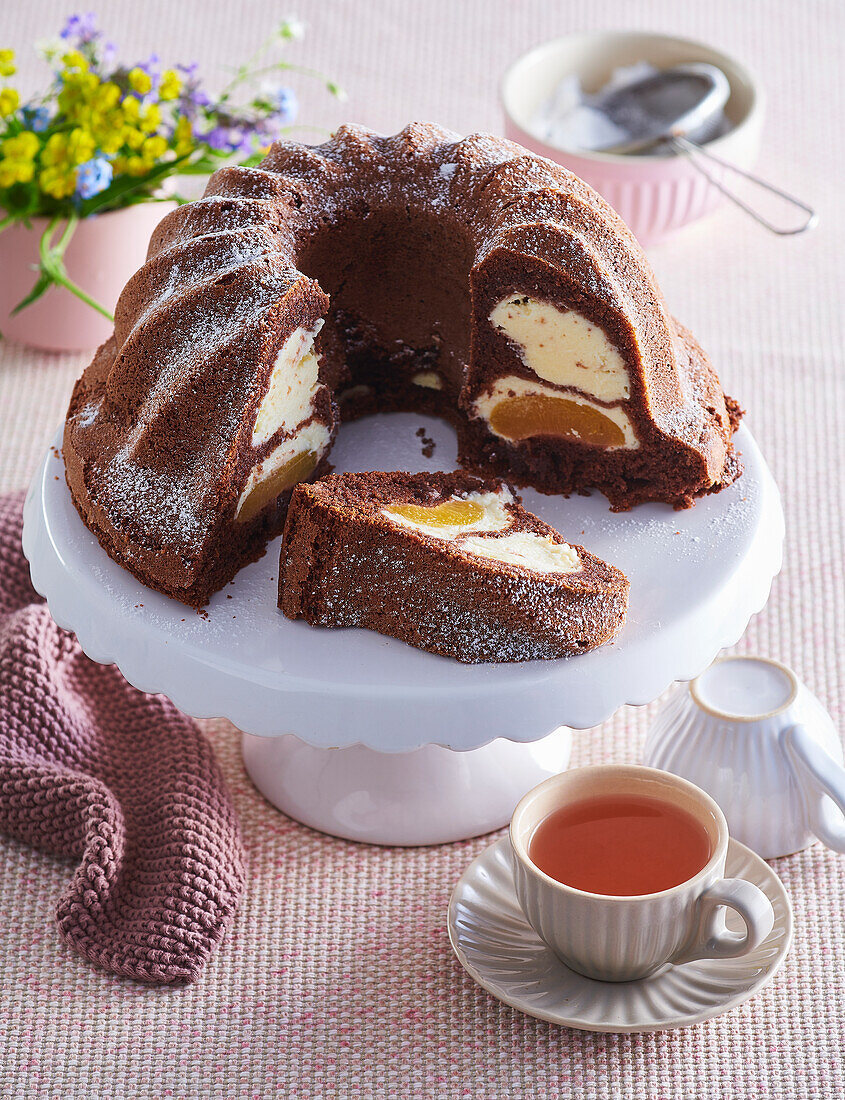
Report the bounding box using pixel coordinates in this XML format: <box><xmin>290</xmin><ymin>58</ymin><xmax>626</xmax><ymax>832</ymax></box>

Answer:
<box><xmin>489</xmin><ymin>394</ymin><xmax>627</xmax><ymax>448</ymax></box>
<box><xmin>236</xmin><ymin>450</ymin><xmax>317</xmax><ymax>524</ymax></box>
<box><xmin>383</xmin><ymin>499</ymin><xmax>485</xmax><ymax>528</ymax></box>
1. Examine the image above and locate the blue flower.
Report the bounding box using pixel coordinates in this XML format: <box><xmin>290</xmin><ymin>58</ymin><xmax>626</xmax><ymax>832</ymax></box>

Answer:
<box><xmin>269</xmin><ymin>86</ymin><xmax>297</xmax><ymax>125</ymax></box>
<box><xmin>23</xmin><ymin>105</ymin><xmax>51</xmax><ymax>132</ymax></box>
<box><xmin>75</xmin><ymin>157</ymin><xmax>113</xmax><ymax>200</ymax></box>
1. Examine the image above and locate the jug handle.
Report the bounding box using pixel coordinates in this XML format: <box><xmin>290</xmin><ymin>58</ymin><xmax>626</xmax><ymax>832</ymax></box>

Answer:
<box><xmin>781</xmin><ymin>724</ymin><xmax>845</xmax><ymax>852</ymax></box>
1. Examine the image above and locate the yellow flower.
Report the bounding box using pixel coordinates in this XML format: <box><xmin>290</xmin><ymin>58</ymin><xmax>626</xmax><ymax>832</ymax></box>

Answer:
<box><xmin>0</xmin><ymin>87</ymin><xmax>19</xmax><ymax>117</ymax></box>
<box><xmin>174</xmin><ymin>115</ymin><xmax>194</xmax><ymax>156</ymax></box>
<box><xmin>72</xmin><ymin>134</ymin><xmax>94</xmax><ymax>165</ymax></box>
<box><xmin>158</xmin><ymin>69</ymin><xmax>182</xmax><ymax>101</ymax></box>
<box><xmin>39</xmin><ymin>164</ymin><xmax>78</xmax><ymax>199</ymax></box>
<box><xmin>142</xmin><ymin>135</ymin><xmax>168</xmax><ymax>161</ymax></box>
<box><xmin>41</xmin><ymin>128</ymin><xmax>94</xmax><ymax>169</ymax></box>
<box><xmin>125</xmin><ymin>154</ymin><xmax>150</xmax><ymax>177</ymax></box>
<box><xmin>121</xmin><ymin>95</ymin><xmax>140</xmax><ymax>123</ymax></box>
<box><xmin>98</xmin><ymin>123</ymin><xmax>125</xmax><ymax>156</ymax></box>
<box><xmin>57</xmin><ymin>69</ymin><xmax>100</xmax><ymax>126</ymax></box>
<box><xmin>3</xmin><ymin>131</ymin><xmax>39</xmax><ymax>161</ymax></box>
<box><xmin>139</xmin><ymin>102</ymin><xmax>161</xmax><ymax>133</ymax></box>
<box><xmin>0</xmin><ymin>49</ymin><xmax>15</xmax><ymax>78</ymax></box>
<box><xmin>61</xmin><ymin>49</ymin><xmax>89</xmax><ymax>73</ymax></box>
<box><xmin>93</xmin><ymin>82</ymin><xmax>121</xmax><ymax>112</ymax></box>
<box><xmin>41</xmin><ymin>132</ymin><xmax>67</xmax><ymax>166</ymax></box>
<box><xmin>0</xmin><ymin>157</ymin><xmax>34</xmax><ymax>187</ymax></box>
<box><xmin>0</xmin><ymin>131</ymin><xmax>40</xmax><ymax>187</ymax></box>
<box><xmin>122</xmin><ymin>125</ymin><xmax>146</xmax><ymax>151</ymax></box>
<box><xmin>128</xmin><ymin>67</ymin><xmax>152</xmax><ymax>95</ymax></box>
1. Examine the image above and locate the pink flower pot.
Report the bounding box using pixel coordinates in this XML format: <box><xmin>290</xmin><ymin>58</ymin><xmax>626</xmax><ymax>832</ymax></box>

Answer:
<box><xmin>0</xmin><ymin>201</ymin><xmax>177</xmax><ymax>353</ymax></box>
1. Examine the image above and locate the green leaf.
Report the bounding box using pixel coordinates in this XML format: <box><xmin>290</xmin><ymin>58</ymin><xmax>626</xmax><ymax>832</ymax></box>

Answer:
<box><xmin>11</xmin><ymin>215</ymin><xmax>115</xmax><ymax>322</ymax></box>
<box><xmin>11</xmin><ymin>271</ymin><xmax>52</xmax><ymax>315</ymax></box>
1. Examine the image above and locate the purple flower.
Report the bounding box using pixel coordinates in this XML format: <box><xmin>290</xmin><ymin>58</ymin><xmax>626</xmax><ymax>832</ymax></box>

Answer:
<box><xmin>233</xmin><ymin>132</ymin><xmax>256</xmax><ymax>156</ymax></box>
<box><xmin>60</xmin><ymin>12</ymin><xmax>99</xmax><ymax>44</ymax></box>
<box><xmin>75</xmin><ymin>156</ymin><xmax>113</xmax><ymax>200</ymax></box>
<box><xmin>180</xmin><ymin>86</ymin><xmax>211</xmax><ymax>117</ymax></box>
<box><xmin>176</xmin><ymin>63</ymin><xmax>211</xmax><ymax>118</ymax></box>
<box><xmin>204</xmin><ymin>124</ymin><xmax>256</xmax><ymax>156</ymax></box>
<box><xmin>205</xmin><ymin>126</ymin><xmax>238</xmax><ymax>152</ymax></box>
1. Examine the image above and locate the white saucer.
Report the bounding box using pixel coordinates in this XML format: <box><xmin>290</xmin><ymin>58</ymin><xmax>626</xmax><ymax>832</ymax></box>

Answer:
<box><xmin>448</xmin><ymin>837</ymin><xmax>793</xmax><ymax>1033</ymax></box>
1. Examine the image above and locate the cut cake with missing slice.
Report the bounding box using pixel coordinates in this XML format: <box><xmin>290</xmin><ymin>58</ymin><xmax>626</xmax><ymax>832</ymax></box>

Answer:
<box><xmin>278</xmin><ymin>471</ymin><xmax>629</xmax><ymax>663</ymax></box>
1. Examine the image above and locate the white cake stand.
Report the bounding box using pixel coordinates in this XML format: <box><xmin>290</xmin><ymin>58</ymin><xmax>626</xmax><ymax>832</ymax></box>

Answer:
<box><xmin>23</xmin><ymin>416</ymin><xmax>783</xmax><ymax>844</ymax></box>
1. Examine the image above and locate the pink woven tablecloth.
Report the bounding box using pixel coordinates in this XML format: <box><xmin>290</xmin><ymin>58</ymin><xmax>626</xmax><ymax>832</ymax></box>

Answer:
<box><xmin>1</xmin><ymin>1</ymin><xmax>843</xmax><ymax>1096</ymax></box>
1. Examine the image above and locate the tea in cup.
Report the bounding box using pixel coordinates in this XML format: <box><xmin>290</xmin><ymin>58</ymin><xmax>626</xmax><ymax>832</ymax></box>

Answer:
<box><xmin>509</xmin><ymin>765</ymin><xmax>775</xmax><ymax>982</ymax></box>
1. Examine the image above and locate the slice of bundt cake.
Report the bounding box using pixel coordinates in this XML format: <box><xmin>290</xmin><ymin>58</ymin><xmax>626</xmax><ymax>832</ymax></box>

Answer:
<box><xmin>63</xmin><ymin>122</ymin><xmax>740</xmax><ymax>607</ymax></box>
<box><xmin>279</xmin><ymin>471</ymin><xmax>629</xmax><ymax>662</ymax></box>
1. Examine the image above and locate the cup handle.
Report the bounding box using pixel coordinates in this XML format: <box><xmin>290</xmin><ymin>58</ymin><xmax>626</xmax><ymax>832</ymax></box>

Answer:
<box><xmin>781</xmin><ymin>723</ymin><xmax>845</xmax><ymax>852</ymax></box>
<box><xmin>673</xmin><ymin>878</ymin><xmax>775</xmax><ymax>964</ymax></box>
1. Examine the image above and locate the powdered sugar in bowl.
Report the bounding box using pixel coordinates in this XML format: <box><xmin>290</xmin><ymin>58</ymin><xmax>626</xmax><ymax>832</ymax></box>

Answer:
<box><xmin>501</xmin><ymin>31</ymin><xmax>764</xmax><ymax>244</ymax></box>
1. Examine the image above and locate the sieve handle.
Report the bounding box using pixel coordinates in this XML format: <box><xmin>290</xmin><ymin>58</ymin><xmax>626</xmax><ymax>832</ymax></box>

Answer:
<box><xmin>670</xmin><ymin>135</ymin><xmax>818</xmax><ymax>236</ymax></box>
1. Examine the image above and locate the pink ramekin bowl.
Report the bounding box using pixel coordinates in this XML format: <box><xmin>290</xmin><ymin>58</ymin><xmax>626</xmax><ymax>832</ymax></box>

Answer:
<box><xmin>501</xmin><ymin>31</ymin><xmax>765</xmax><ymax>246</ymax></box>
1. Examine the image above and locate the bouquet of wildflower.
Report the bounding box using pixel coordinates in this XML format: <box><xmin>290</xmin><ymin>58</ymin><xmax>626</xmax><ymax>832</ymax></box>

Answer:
<box><xmin>0</xmin><ymin>12</ymin><xmax>342</xmax><ymax>320</ymax></box>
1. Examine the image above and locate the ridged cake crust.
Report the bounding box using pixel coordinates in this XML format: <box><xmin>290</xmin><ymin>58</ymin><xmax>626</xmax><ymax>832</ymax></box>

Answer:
<box><xmin>64</xmin><ymin>122</ymin><xmax>740</xmax><ymax>607</ymax></box>
<box><xmin>279</xmin><ymin>471</ymin><xmax>629</xmax><ymax>662</ymax></box>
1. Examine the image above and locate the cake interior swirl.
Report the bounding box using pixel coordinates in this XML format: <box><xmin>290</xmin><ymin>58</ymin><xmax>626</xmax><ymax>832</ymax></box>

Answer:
<box><xmin>63</xmin><ymin>122</ymin><xmax>741</xmax><ymax>609</ymax></box>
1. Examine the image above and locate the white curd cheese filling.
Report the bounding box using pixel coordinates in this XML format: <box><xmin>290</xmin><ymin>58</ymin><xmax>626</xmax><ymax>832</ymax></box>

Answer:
<box><xmin>461</xmin><ymin>532</ymin><xmax>581</xmax><ymax>574</ymax></box>
<box><xmin>252</xmin><ymin>320</ymin><xmax>324</xmax><ymax>446</ymax></box>
<box><xmin>489</xmin><ymin>296</ymin><xmax>630</xmax><ymax>402</ymax></box>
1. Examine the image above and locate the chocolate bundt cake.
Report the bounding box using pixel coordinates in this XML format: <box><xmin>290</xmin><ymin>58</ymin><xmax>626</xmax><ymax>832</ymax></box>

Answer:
<box><xmin>63</xmin><ymin>122</ymin><xmax>741</xmax><ymax>607</ymax></box>
<box><xmin>279</xmin><ymin>471</ymin><xmax>629</xmax><ymax>662</ymax></box>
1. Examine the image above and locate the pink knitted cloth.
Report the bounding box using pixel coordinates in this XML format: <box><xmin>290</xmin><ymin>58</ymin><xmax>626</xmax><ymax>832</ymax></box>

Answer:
<box><xmin>0</xmin><ymin>491</ymin><xmax>245</xmax><ymax>984</ymax></box>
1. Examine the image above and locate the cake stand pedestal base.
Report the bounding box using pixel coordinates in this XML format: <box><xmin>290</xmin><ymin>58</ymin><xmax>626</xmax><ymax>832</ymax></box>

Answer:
<box><xmin>241</xmin><ymin>728</ymin><xmax>573</xmax><ymax>845</ymax></box>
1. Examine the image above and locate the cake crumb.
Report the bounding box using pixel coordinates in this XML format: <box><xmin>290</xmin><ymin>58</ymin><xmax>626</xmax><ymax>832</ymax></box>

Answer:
<box><xmin>416</xmin><ymin>426</ymin><xmax>436</xmax><ymax>458</ymax></box>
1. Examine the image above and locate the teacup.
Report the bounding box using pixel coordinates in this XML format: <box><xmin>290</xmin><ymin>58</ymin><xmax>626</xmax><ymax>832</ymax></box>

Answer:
<box><xmin>644</xmin><ymin>656</ymin><xmax>845</xmax><ymax>859</ymax></box>
<box><xmin>509</xmin><ymin>765</ymin><xmax>775</xmax><ymax>982</ymax></box>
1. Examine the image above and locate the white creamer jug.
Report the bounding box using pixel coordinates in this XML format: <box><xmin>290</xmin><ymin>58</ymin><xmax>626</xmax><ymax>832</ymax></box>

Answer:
<box><xmin>644</xmin><ymin>656</ymin><xmax>845</xmax><ymax>859</ymax></box>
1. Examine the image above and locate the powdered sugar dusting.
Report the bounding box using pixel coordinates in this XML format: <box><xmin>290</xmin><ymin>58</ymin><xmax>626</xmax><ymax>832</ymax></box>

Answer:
<box><xmin>104</xmin><ymin>447</ymin><xmax>208</xmax><ymax>551</ymax></box>
<box><xmin>283</xmin><ymin>473</ymin><xmax>627</xmax><ymax>662</ymax></box>
<box><xmin>67</xmin><ymin>122</ymin><xmax>736</xmax><ymax>604</ymax></box>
